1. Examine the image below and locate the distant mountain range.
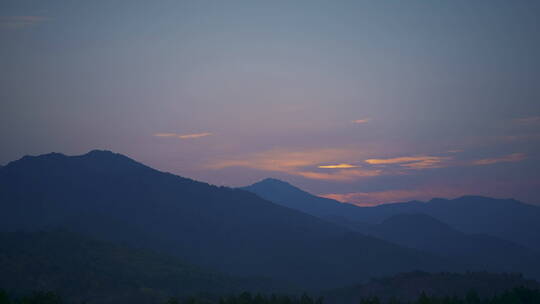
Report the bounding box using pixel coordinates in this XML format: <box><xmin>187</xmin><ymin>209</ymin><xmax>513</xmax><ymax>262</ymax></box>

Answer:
<box><xmin>243</xmin><ymin>178</ymin><xmax>540</xmax><ymax>278</ymax></box>
<box><xmin>0</xmin><ymin>150</ymin><xmax>452</xmax><ymax>290</ymax></box>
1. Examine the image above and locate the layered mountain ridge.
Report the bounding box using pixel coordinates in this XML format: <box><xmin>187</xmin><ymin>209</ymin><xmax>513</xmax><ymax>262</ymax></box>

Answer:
<box><xmin>0</xmin><ymin>150</ymin><xmax>452</xmax><ymax>289</ymax></box>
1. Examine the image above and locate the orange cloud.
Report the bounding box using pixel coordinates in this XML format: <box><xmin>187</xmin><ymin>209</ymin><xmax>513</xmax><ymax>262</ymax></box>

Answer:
<box><xmin>365</xmin><ymin>155</ymin><xmax>450</xmax><ymax>169</ymax></box>
<box><xmin>472</xmin><ymin>153</ymin><xmax>526</xmax><ymax>166</ymax></box>
<box><xmin>318</xmin><ymin>163</ymin><xmax>358</xmax><ymax>169</ymax></box>
<box><xmin>296</xmin><ymin>169</ymin><xmax>382</xmax><ymax>182</ymax></box>
<box><xmin>352</xmin><ymin>118</ymin><xmax>370</xmax><ymax>124</ymax></box>
<box><xmin>178</xmin><ymin>132</ymin><xmax>212</xmax><ymax>139</ymax></box>
<box><xmin>208</xmin><ymin>148</ymin><xmax>379</xmax><ymax>181</ymax></box>
<box><xmin>154</xmin><ymin>132</ymin><xmax>212</xmax><ymax>139</ymax></box>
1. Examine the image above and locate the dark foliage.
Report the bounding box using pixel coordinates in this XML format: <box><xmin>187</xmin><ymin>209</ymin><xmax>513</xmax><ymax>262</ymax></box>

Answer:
<box><xmin>2</xmin><ymin>274</ymin><xmax>540</xmax><ymax>304</ymax></box>
<box><xmin>0</xmin><ymin>230</ymin><xmax>276</xmax><ymax>304</ymax></box>
<box><xmin>3</xmin><ymin>288</ymin><xmax>539</xmax><ymax>304</ymax></box>
<box><xmin>323</xmin><ymin>271</ymin><xmax>540</xmax><ymax>304</ymax></box>
<box><xmin>172</xmin><ymin>287</ymin><xmax>540</xmax><ymax>304</ymax></box>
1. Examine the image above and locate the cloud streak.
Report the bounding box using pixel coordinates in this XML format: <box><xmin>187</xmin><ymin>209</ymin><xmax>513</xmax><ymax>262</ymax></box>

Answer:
<box><xmin>208</xmin><ymin>148</ymin><xmax>380</xmax><ymax>181</ymax></box>
<box><xmin>472</xmin><ymin>153</ymin><xmax>526</xmax><ymax>166</ymax></box>
<box><xmin>296</xmin><ymin>169</ymin><xmax>382</xmax><ymax>181</ymax></box>
<box><xmin>365</xmin><ymin>155</ymin><xmax>450</xmax><ymax>169</ymax></box>
<box><xmin>513</xmin><ymin>116</ymin><xmax>540</xmax><ymax>125</ymax></box>
<box><xmin>351</xmin><ymin>118</ymin><xmax>370</xmax><ymax>124</ymax></box>
<box><xmin>0</xmin><ymin>16</ymin><xmax>49</xmax><ymax>29</ymax></box>
<box><xmin>318</xmin><ymin>163</ymin><xmax>358</xmax><ymax>169</ymax></box>
<box><xmin>154</xmin><ymin>132</ymin><xmax>212</xmax><ymax>139</ymax></box>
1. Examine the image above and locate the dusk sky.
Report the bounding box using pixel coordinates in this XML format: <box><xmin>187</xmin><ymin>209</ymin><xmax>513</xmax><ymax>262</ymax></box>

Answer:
<box><xmin>1</xmin><ymin>0</ymin><xmax>539</xmax><ymax>205</ymax></box>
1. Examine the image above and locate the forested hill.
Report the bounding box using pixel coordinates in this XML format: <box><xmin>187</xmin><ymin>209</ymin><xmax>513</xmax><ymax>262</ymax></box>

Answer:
<box><xmin>323</xmin><ymin>271</ymin><xmax>540</xmax><ymax>304</ymax></box>
<box><xmin>0</xmin><ymin>230</ymin><xmax>281</xmax><ymax>304</ymax></box>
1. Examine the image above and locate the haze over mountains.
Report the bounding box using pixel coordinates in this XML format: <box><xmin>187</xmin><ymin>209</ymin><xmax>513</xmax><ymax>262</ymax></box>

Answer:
<box><xmin>1</xmin><ymin>150</ymin><xmax>540</xmax><ymax>303</ymax></box>
<box><xmin>244</xmin><ymin>178</ymin><xmax>540</xmax><ymax>278</ymax></box>
<box><xmin>0</xmin><ymin>150</ymin><xmax>451</xmax><ymax>290</ymax></box>
<box><xmin>244</xmin><ymin>178</ymin><xmax>540</xmax><ymax>250</ymax></box>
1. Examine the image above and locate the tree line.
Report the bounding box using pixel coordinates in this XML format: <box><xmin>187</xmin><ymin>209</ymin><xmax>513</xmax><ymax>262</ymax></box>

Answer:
<box><xmin>2</xmin><ymin>287</ymin><xmax>540</xmax><ymax>304</ymax></box>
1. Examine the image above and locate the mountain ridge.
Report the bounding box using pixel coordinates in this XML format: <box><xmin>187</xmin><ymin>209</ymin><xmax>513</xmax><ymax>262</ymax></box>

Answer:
<box><xmin>0</xmin><ymin>150</ymin><xmax>453</xmax><ymax>289</ymax></box>
<box><xmin>243</xmin><ymin>178</ymin><xmax>540</xmax><ymax>278</ymax></box>
<box><xmin>243</xmin><ymin>178</ymin><xmax>540</xmax><ymax>250</ymax></box>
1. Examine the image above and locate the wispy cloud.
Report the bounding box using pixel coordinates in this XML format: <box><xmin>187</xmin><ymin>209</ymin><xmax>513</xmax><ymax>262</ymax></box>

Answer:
<box><xmin>209</xmin><ymin>148</ymin><xmax>464</xmax><ymax>181</ymax></box>
<box><xmin>472</xmin><ymin>153</ymin><xmax>526</xmax><ymax>166</ymax></box>
<box><xmin>154</xmin><ymin>133</ymin><xmax>178</xmax><ymax>137</ymax></box>
<box><xmin>296</xmin><ymin>169</ymin><xmax>382</xmax><ymax>181</ymax></box>
<box><xmin>365</xmin><ymin>155</ymin><xmax>451</xmax><ymax>169</ymax></box>
<box><xmin>497</xmin><ymin>133</ymin><xmax>540</xmax><ymax>142</ymax></box>
<box><xmin>318</xmin><ymin>163</ymin><xmax>358</xmax><ymax>169</ymax></box>
<box><xmin>154</xmin><ymin>132</ymin><xmax>212</xmax><ymax>139</ymax></box>
<box><xmin>351</xmin><ymin>118</ymin><xmax>370</xmax><ymax>124</ymax></box>
<box><xmin>513</xmin><ymin>116</ymin><xmax>540</xmax><ymax>125</ymax></box>
<box><xmin>178</xmin><ymin>132</ymin><xmax>212</xmax><ymax>139</ymax></box>
<box><xmin>0</xmin><ymin>16</ymin><xmax>49</xmax><ymax>29</ymax></box>
<box><xmin>208</xmin><ymin>148</ymin><xmax>380</xmax><ymax>181</ymax></box>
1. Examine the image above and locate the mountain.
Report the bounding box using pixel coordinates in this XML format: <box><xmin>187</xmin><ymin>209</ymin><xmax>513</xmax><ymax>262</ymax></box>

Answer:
<box><xmin>323</xmin><ymin>271</ymin><xmax>540</xmax><ymax>304</ymax></box>
<box><xmin>244</xmin><ymin>179</ymin><xmax>540</xmax><ymax>278</ymax></box>
<box><xmin>351</xmin><ymin>196</ymin><xmax>540</xmax><ymax>251</ymax></box>
<box><xmin>0</xmin><ymin>230</ymin><xmax>275</xmax><ymax>304</ymax></box>
<box><xmin>242</xmin><ymin>178</ymin><xmax>363</xmax><ymax>219</ymax></box>
<box><xmin>0</xmin><ymin>150</ymin><xmax>452</xmax><ymax>289</ymax></box>
<box><xmin>364</xmin><ymin>214</ymin><xmax>540</xmax><ymax>277</ymax></box>
<box><xmin>244</xmin><ymin>179</ymin><xmax>540</xmax><ymax>251</ymax></box>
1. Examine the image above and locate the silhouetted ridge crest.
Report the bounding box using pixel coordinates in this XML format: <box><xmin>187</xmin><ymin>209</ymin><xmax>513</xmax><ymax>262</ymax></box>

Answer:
<box><xmin>0</xmin><ymin>150</ymin><xmax>453</xmax><ymax>289</ymax></box>
<box><xmin>255</xmin><ymin>178</ymin><xmax>298</xmax><ymax>188</ymax></box>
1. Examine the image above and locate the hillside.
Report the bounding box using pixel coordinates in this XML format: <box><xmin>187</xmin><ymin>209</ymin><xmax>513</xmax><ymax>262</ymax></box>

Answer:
<box><xmin>0</xmin><ymin>230</ymin><xmax>277</xmax><ymax>304</ymax></box>
<box><xmin>244</xmin><ymin>179</ymin><xmax>540</xmax><ymax>251</ymax></box>
<box><xmin>0</xmin><ymin>150</ymin><xmax>452</xmax><ymax>289</ymax></box>
<box><xmin>244</xmin><ymin>179</ymin><xmax>540</xmax><ymax>278</ymax></box>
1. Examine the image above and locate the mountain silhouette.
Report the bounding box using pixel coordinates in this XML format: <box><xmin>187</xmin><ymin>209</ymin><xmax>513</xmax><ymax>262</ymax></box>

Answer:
<box><xmin>244</xmin><ymin>179</ymin><xmax>540</xmax><ymax>251</ymax></box>
<box><xmin>365</xmin><ymin>214</ymin><xmax>540</xmax><ymax>277</ymax></box>
<box><xmin>244</xmin><ymin>179</ymin><xmax>540</xmax><ymax>278</ymax></box>
<box><xmin>350</xmin><ymin>196</ymin><xmax>540</xmax><ymax>251</ymax></box>
<box><xmin>0</xmin><ymin>150</ymin><xmax>452</xmax><ymax>289</ymax></box>
<box><xmin>242</xmin><ymin>178</ymin><xmax>363</xmax><ymax>219</ymax></box>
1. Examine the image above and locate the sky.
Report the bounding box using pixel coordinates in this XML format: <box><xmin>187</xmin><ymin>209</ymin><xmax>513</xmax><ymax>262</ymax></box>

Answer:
<box><xmin>1</xmin><ymin>0</ymin><xmax>540</xmax><ymax>206</ymax></box>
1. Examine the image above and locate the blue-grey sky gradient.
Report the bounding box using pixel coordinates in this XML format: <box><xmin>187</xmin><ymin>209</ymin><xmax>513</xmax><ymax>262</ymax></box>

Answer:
<box><xmin>1</xmin><ymin>0</ymin><xmax>539</xmax><ymax>205</ymax></box>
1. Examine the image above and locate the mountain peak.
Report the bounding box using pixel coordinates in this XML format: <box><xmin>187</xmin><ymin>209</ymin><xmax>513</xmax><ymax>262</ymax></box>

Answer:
<box><xmin>257</xmin><ymin>178</ymin><xmax>294</xmax><ymax>187</ymax></box>
<box><xmin>246</xmin><ymin>178</ymin><xmax>306</xmax><ymax>194</ymax></box>
<box><xmin>79</xmin><ymin>149</ymin><xmax>136</xmax><ymax>162</ymax></box>
<box><xmin>23</xmin><ymin>152</ymin><xmax>67</xmax><ymax>160</ymax></box>
<box><xmin>5</xmin><ymin>152</ymin><xmax>67</xmax><ymax>168</ymax></box>
<box><xmin>84</xmin><ymin>149</ymin><xmax>117</xmax><ymax>157</ymax></box>
<box><xmin>3</xmin><ymin>150</ymin><xmax>148</xmax><ymax>174</ymax></box>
